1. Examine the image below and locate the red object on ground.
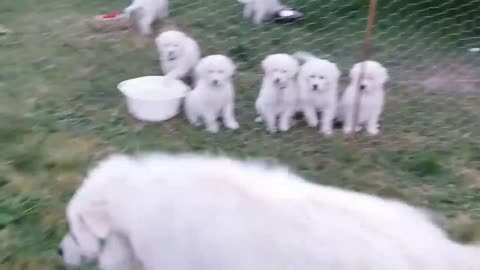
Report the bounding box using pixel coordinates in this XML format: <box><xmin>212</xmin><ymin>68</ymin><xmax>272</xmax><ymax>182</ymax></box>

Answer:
<box><xmin>102</xmin><ymin>12</ymin><xmax>121</xmax><ymax>19</ymax></box>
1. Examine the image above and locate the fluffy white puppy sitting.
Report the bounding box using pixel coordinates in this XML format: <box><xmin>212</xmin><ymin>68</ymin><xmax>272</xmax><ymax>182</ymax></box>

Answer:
<box><xmin>124</xmin><ymin>0</ymin><xmax>168</xmax><ymax>35</ymax></box>
<box><xmin>338</xmin><ymin>60</ymin><xmax>389</xmax><ymax>135</ymax></box>
<box><xmin>237</xmin><ymin>0</ymin><xmax>283</xmax><ymax>24</ymax></box>
<box><xmin>60</xmin><ymin>152</ymin><xmax>480</xmax><ymax>270</ymax></box>
<box><xmin>155</xmin><ymin>30</ymin><xmax>201</xmax><ymax>80</ymax></box>
<box><xmin>255</xmin><ymin>54</ymin><xmax>300</xmax><ymax>133</ymax></box>
<box><xmin>184</xmin><ymin>55</ymin><xmax>239</xmax><ymax>133</ymax></box>
<box><xmin>296</xmin><ymin>54</ymin><xmax>341</xmax><ymax>135</ymax></box>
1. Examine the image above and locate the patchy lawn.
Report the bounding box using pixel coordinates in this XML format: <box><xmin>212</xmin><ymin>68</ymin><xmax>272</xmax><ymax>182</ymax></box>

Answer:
<box><xmin>0</xmin><ymin>0</ymin><xmax>479</xmax><ymax>268</ymax></box>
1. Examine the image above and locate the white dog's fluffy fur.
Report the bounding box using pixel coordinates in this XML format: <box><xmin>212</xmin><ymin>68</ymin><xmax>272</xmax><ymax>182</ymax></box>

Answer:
<box><xmin>296</xmin><ymin>56</ymin><xmax>341</xmax><ymax>135</ymax></box>
<box><xmin>60</xmin><ymin>152</ymin><xmax>480</xmax><ymax>270</ymax></box>
<box><xmin>255</xmin><ymin>54</ymin><xmax>300</xmax><ymax>133</ymax></box>
<box><xmin>237</xmin><ymin>0</ymin><xmax>283</xmax><ymax>24</ymax></box>
<box><xmin>155</xmin><ymin>30</ymin><xmax>201</xmax><ymax>80</ymax></box>
<box><xmin>124</xmin><ymin>0</ymin><xmax>168</xmax><ymax>35</ymax></box>
<box><xmin>184</xmin><ymin>55</ymin><xmax>239</xmax><ymax>133</ymax></box>
<box><xmin>338</xmin><ymin>60</ymin><xmax>389</xmax><ymax>135</ymax></box>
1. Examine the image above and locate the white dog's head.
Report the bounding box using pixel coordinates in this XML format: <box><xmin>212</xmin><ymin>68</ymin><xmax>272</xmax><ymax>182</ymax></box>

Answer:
<box><xmin>58</xmin><ymin>154</ymin><xmax>135</xmax><ymax>267</ymax></box>
<box><xmin>155</xmin><ymin>30</ymin><xmax>189</xmax><ymax>62</ymax></box>
<box><xmin>194</xmin><ymin>54</ymin><xmax>236</xmax><ymax>87</ymax></box>
<box><xmin>298</xmin><ymin>59</ymin><xmax>340</xmax><ymax>93</ymax></box>
<box><xmin>350</xmin><ymin>60</ymin><xmax>389</xmax><ymax>93</ymax></box>
<box><xmin>261</xmin><ymin>54</ymin><xmax>299</xmax><ymax>89</ymax></box>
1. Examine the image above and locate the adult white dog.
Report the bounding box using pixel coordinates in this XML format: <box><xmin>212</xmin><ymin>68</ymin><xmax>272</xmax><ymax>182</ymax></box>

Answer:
<box><xmin>295</xmin><ymin>52</ymin><xmax>341</xmax><ymax>135</ymax></box>
<box><xmin>124</xmin><ymin>0</ymin><xmax>168</xmax><ymax>35</ymax></box>
<box><xmin>60</xmin><ymin>152</ymin><xmax>480</xmax><ymax>270</ymax></box>
<box><xmin>184</xmin><ymin>55</ymin><xmax>239</xmax><ymax>133</ymax></box>
<box><xmin>338</xmin><ymin>60</ymin><xmax>389</xmax><ymax>135</ymax></box>
<box><xmin>155</xmin><ymin>30</ymin><xmax>201</xmax><ymax>80</ymax></box>
<box><xmin>237</xmin><ymin>0</ymin><xmax>283</xmax><ymax>24</ymax></box>
<box><xmin>255</xmin><ymin>54</ymin><xmax>300</xmax><ymax>133</ymax></box>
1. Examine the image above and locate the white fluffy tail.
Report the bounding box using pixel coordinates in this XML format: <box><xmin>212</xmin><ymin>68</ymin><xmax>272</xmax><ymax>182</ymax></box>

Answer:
<box><xmin>292</xmin><ymin>51</ymin><xmax>319</xmax><ymax>65</ymax></box>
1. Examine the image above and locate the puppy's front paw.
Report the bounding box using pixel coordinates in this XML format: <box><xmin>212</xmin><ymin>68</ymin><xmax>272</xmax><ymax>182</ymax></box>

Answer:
<box><xmin>306</xmin><ymin>119</ymin><xmax>318</xmax><ymax>128</ymax></box>
<box><xmin>279</xmin><ymin>123</ymin><xmax>290</xmax><ymax>132</ymax></box>
<box><xmin>225</xmin><ymin>121</ymin><xmax>240</xmax><ymax>130</ymax></box>
<box><xmin>367</xmin><ymin>127</ymin><xmax>379</xmax><ymax>136</ymax></box>
<box><xmin>206</xmin><ymin>125</ymin><xmax>220</xmax><ymax>133</ymax></box>
<box><xmin>321</xmin><ymin>128</ymin><xmax>333</xmax><ymax>136</ymax></box>
<box><xmin>343</xmin><ymin>126</ymin><xmax>353</xmax><ymax>135</ymax></box>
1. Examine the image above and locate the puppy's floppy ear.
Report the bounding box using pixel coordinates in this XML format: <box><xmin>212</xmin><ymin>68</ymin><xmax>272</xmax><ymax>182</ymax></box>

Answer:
<box><xmin>226</xmin><ymin>58</ymin><xmax>237</xmax><ymax>76</ymax></box>
<box><xmin>349</xmin><ymin>63</ymin><xmax>360</xmax><ymax>79</ymax></box>
<box><xmin>261</xmin><ymin>56</ymin><xmax>271</xmax><ymax>73</ymax></box>
<box><xmin>331</xmin><ymin>63</ymin><xmax>341</xmax><ymax>81</ymax></box>
<box><xmin>80</xmin><ymin>201</ymin><xmax>111</xmax><ymax>239</ymax></box>
<box><xmin>379</xmin><ymin>65</ymin><xmax>389</xmax><ymax>85</ymax></box>
<box><xmin>194</xmin><ymin>59</ymin><xmax>207</xmax><ymax>80</ymax></box>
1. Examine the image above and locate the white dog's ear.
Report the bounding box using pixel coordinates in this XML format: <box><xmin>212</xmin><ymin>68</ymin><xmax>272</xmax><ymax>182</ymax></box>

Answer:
<box><xmin>380</xmin><ymin>66</ymin><xmax>389</xmax><ymax>85</ymax></box>
<box><xmin>80</xmin><ymin>202</ymin><xmax>111</xmax><ymax>239</ymax></box>
<box><xmin>332</xmin><ymin>63</ymin><xmax>341</xmax><ymax>81</ymax></box>
<box><xmin>349</xmin><ymin>63</ymin><xmax>360</xmax><ymax>79</ymax></box>
<box><xmin>227</xmin><ymin>58</ymin><xmax>237</xmax><ymax>76</ymax></box>
<box><xmin>261</xmin><ymin>57</ymin><xmax>271</xmax><ymax>73</ymax></box>
<box><xmin>194</xmin><ymin>60</ymin><xmax>206</xmax><ymax>80</ymax></box>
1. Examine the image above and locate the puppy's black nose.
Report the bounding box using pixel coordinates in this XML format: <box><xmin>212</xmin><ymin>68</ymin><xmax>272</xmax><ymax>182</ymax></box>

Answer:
<box><xmin>212</xmin><ymin>80</ymin><xmax>219</xmax><ymax>86</ymax></box>
<box><xmin>58</xmin><ymin>247</ymin><xmax>63</xmax><ymax>257</ymax></box>
<box><xmin>360</xmin><ymin>84</ymin><xmax>366</xmax><ymax>90</ymax></box>
<box><xmin>274</xmin><ymin>78</ymin><xmax>280</xmax><ymax>84</ymax></box>
<box><xmin>312</xmin><ymin>84</ymin><xmax>318</xmax><ymax>91</ymax></box>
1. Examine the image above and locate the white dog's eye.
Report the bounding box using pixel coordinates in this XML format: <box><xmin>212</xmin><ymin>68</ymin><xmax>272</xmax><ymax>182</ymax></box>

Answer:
<box><xmin>319</xmin><ymin>76</ymin><xmax>325</xmax><ymax>79</ymax></box>
<box><xmin>309</xmin><ymin>75</ymin><xmax>315</xmax><ymax>78</ymax></box>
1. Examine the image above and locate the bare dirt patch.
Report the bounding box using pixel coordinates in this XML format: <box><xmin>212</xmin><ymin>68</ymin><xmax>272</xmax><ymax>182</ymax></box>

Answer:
<box><xmin>418</xmin><ymin>63</ymin><xmax>480</xmax><ymax>93</ymax></box>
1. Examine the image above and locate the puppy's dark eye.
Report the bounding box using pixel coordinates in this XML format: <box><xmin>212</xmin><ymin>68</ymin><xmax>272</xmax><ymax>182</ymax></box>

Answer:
<box><xmin>319</xmin><ymin>76</ymin><xmax>325</xmax><ymax>79</ymax></box>
<box><xmin>309</xmin><ymin>75</ymin><xmax>315</xmax><ymax>78</ymax></box>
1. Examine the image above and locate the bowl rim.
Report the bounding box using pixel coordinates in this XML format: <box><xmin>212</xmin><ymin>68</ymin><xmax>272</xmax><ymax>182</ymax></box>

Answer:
<box><xmin>117</xmin><ymin>75</ymin><xmax>188</xmax><ymax>101</ymax></box>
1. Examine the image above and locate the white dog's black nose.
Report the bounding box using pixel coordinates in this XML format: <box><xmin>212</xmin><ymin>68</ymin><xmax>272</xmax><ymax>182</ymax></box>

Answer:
<box><xmin>212</xmin><ymin>79</ymin><xmax>219</xmax><ymax>85</ymax></box>
<box><xmin>274</xmin><ymin>78</ymin><xmax>280</xmax><ymax>84</ymax></box>
<box><xmin>312</xmin><ymin>84</ymin><xmax>318</xmax><ymax>91</ymax></box>
<box><xmin>58</xmin><ymin>247</ymin><xmax>63</xmax><ymax>257</ymax></box>
<box><xmin>360</xmin><ymin>84</ymin><xmax>366</xmax><ymax>90</ymax></box>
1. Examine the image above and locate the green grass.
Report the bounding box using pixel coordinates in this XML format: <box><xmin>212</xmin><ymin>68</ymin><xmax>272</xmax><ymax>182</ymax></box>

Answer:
<box><xmin>1</xmin><ymin>0</ymin><xmax>480</xmax><ymax>268</ymax></box>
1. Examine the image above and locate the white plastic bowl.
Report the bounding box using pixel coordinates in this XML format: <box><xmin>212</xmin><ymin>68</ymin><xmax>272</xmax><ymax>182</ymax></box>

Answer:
<box><xmin>117</xmin><ymin>76</ymin><xmax>190</xmax><ymax>122</ymax></box>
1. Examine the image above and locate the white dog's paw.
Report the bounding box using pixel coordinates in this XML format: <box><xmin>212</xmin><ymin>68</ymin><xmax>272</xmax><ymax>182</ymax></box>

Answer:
<box><xmin>355</xmin><ymin>125</ymin><xmax>363</xmax><ymax>132</ymax></box>
<box><xmin>206</xmin><ymin>125</ymin><xmax>220</xmax><ymax>133</ymax></box>
<box><xmin>306</xmin><ymin>119</ymin><xmax>318</xmax><ymax>128</ymax></box>
<box><xmin>367</xmin><ymin>127</ymin><xmax>379</xmax><ymax>136</ymax></box>
<box><xmin>321</xmin><ymin>128</ymin><xmax>333</xmax><ymax>136</ymax></box>
<box><xmin>279</xmin><ymin>124</ymin><xmax>290</xmax><ymax>132</ymax></box>
<box><xmin>266</xmin><ymin>126</ymin><xmax>278</xmax><ymax>133</ymax></box>
<box><xmin>343</xmin><ymin>126</ymin><xmax>354</xmax><ymax>135</ymax></box>
<box><xmin>225</xmin><ymin>121</ymin><xmax>240</xmax><ymax>130</ymax></box>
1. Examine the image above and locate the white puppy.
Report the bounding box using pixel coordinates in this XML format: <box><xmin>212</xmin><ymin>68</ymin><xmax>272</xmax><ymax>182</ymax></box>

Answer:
<box><xmin>184</xmin><ymin>55</ymin><xmax>239</xmax><ymax>133</ymax></box>
<box><xmin>155</xmin><ymin>30</ymin><xmax>201</xmax><ymax>80</ymax></box>
<box><xmin>237</xmin><ymin>0</ymin><xmax>283</xmax><ymax>24</ymax></box>
<box><xmin>338</xmin><ymin>60</ymin><xmax>389</xmax><ymax>135</ymax></box>
<box><xmin>255</xmin><ymin>54</ymin><xmax>300</xmax><ymax>133</ymax></box>
<box><xmin>58</xmin><ymin>155</ymin><xmax>140</xmax><ymax>270</ymax></box>
<box><xmin>124</xmin><ymin>0</ymin><xmax>168</xmax><ymax>35</ymax></box>
<box><xmin>60</xmin><ymin>152</ymin><xmax>480</xmax><ymax>270</ymax></box>
<box><xmin>297</xmin><ymin>57</ymin><xmax>341</xmax><ymax>135</ymax></box>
